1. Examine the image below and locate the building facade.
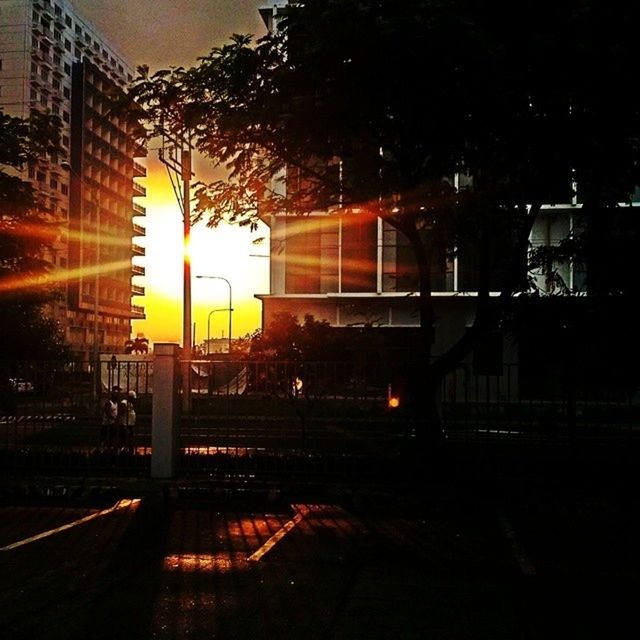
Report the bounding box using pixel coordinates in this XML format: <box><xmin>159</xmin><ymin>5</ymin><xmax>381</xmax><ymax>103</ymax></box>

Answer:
<box><xmin>258</xmin><ymin>205</ymin><xmax>585</xmax><ymax>354</ymax></box>
<box><xmin>255</xmin><ymin>2</ymin><xmax>596</xmax><ymax>356</ymax></box>
<box><xmin>0</xmin><ymin>0</ymin><xmax>145</xmax><ymax>359</ymax></box>
<box><xmin>254</xmin><ymin>2</ymin><xmax>640</xmax><ymax>410</ymax></box>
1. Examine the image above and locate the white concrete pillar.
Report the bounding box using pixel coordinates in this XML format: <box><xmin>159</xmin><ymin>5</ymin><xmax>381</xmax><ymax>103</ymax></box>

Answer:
<box><xmin>151</xmin><ymin>343</ymin><xmax>180</xmax><ymax>479</ymax></box>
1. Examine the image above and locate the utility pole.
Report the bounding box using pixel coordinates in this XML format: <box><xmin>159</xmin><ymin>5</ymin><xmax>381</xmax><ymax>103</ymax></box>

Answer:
<box><xmin>159</xmin><ymin>131</ymin><xmax>193</xmax><ymax>411</ymax></box>
<box><xmin>182</xmin><ymin>146</ymin><xmax>192</xmax><ymax>400</ymax></box>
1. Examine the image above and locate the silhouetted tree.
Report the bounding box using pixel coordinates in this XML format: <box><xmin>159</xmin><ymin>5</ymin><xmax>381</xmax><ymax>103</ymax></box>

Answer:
<box><xmin>0</xmin><ymin>110</ymin><xmax>67</xmax><ymax>359</ymax></box>
<box><xmin>125</xmin><ymin>335</ymin><xmax>149</xmax><ymax>354</ymax></box>
<box><xmin>129</xmin><ymin>0</ymin><xmax>640</xmax><ymax>443</ymax></box>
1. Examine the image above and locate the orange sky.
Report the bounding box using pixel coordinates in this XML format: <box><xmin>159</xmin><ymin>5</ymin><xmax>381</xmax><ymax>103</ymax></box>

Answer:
<box><xmin>72</xmin><ymin>1</ymin><xmax>271</xmax><ymax>346</ymax></box>
<box><xmin>133</xmin><ymin>154</ymin><xmax>269</xmax><ymax>345</ymax></box>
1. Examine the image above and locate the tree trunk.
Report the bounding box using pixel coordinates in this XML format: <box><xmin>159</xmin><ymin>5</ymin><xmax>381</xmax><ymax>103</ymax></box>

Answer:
<box><xmin>400</xmin><ymin>202</ymin><xmax>542</xmax><ymax>459</ymax></box>
<box><xmin>401</xmin><ymin>223</ymin><xmax>444</xmax><ymax>455</ymax></box>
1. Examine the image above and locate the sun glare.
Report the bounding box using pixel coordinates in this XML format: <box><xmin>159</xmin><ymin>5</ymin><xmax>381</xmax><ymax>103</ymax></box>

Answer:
<box><xmin>125</xmin><ymin>154</ymin><xmax>269</xmax><ymax>346</ymax></box>
<box><xmin>131</xmin><ymin>202</ymin><xmax>268</xmax><ymax>345</ymax></box>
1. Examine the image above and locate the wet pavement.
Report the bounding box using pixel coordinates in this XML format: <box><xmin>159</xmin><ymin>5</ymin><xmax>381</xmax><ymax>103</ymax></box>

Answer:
<box><xmin>1</xmin><ymin>460</ymin><xmax>638</xmax><ymax>640</ymax></box>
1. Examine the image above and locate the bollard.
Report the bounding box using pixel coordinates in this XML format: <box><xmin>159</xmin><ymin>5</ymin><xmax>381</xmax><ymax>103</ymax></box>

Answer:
<box><xmin>151</xmin><ymin>343</ymin><xmax>180</xmax><ymax>478</ymax></box>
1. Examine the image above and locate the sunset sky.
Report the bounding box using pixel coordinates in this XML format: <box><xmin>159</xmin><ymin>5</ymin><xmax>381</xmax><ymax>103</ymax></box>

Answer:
<box><xmin>72</xmin><ymin>0</ymin><xmax>272</xmax><ymax>346</ymax></box>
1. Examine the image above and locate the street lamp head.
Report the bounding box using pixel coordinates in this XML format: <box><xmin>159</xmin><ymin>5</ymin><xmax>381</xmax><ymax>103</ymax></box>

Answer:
<box><xmin>198</xmin><ymin>276</ymin><xmax>233</xmax><ymax>354</ymax></box>
<box><xmin>60</xmin><ymin>161</ymin><xmax>71</xmax><ymax>171</ymax></box>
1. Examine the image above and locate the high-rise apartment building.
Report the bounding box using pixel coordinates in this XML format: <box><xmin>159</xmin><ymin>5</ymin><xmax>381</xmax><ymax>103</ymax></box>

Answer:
<box><xmin>0</xmin><ymin>0</ymin><xmax>145</xmax><ymax>359</ymax></box>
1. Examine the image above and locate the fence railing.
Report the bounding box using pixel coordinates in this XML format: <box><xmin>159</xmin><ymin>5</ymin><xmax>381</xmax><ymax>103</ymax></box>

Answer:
<box><xmin>0</xmin><ymin>359</ymin><xmax>152</xmax><ymax>474</ymax></box>
<box><xmin>1</xmin><ymin>356</ymin><xmax>638</xmax><ymax>477</ymax></box>
<box><xmin>440</xmin><ymin>363</ymin><xmax>640</xmax><ymax>440</ymax></box>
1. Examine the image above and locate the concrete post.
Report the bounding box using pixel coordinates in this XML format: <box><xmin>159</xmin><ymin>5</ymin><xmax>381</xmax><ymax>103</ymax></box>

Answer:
<box><xmin>151</xmin><ymin>343</ymin><xmax>180</xmax><ymax>479</ymax></box>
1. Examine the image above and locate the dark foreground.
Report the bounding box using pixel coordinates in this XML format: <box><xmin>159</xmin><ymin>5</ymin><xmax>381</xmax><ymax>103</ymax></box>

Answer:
<box><xmin>0</xmin><ymin>444</ymin><xmax>638</xmax><ymax>640</ymax></box>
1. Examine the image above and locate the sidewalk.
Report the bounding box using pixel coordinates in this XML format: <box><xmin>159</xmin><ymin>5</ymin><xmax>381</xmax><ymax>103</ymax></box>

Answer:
<box><xmin>1</xmin><ymin>447</ymin><xmax>638</xmax><ymax>639</ymax></box>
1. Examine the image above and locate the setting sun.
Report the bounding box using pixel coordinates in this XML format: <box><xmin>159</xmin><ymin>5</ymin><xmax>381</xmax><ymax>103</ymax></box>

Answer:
<box><xmin>131</xmin><ymin>154</ymin><xmax>269</xmax><ymax>347</ymax></box>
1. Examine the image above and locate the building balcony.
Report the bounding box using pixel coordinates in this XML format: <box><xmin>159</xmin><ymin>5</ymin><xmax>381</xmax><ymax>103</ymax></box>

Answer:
<box><xmin>132</xmin><ymin>182</ymin><xmax>146</xmax><ymax>197</ymax></box>
<box><xmin>132</xmin><ymin>222</ymin><xmax>146</xmax><ymax>236</ymax></box>
<box><xmin>131</xmin><ymin>284</ymin><xmax>145</xmax><ymax>296</ymax></box>
<box><xmin>131</xmin><ymin>243</ymin><xmax>145</xmax><ymax>257</ymax></box>
<box><xmin>131</xmin><ymin>305</ymin><xmax>146</xmax><ymax>319</ymax></box>
<box><xmin>41</xmin><ymin>29</ymin><xmax>54</xmax><ymax>45</ymax></box>
<box><xmin>132</xmin><ymin>264</ymin><xmax>145</xmax><ymax>277</ymax></box>
<box><xmin>133</xmin><ymin>160</ymin><xmax>146</xmax><ymax>177</ymax></box>
<box><xmin>133</xmin><ymin>203</ymin><xmax>146</xmax><ymax>216</ymax></box>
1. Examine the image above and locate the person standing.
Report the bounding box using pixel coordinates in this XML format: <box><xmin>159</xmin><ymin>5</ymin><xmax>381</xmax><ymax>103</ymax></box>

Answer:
<box><xmin>119</xmin><ymin>390</ymin><xmax>137</xmax><ymax>452</ymax></box>
<box><xmin>100</xmin><ymin>386</ymin><xmax>120</xmax><ymax>450</ymax></box>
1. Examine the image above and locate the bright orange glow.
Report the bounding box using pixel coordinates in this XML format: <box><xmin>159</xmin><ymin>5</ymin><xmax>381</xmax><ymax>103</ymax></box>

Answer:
<box><xmin>387</xmin><ymin>383</ymin><xmax>401</xmax><ymax>409</ymax></box>
<box><xmin>163</xmin><ymin>554</ymin><xmax>235</xmax><ymax>573</ymax></box>
<box><xmin>387</xmin><ymin>396</ymin><xmax>400</xmax><ymax>409</ymax></box>
<box><xmin>247</xmin><ymin>505</ymin><xmax>309</xmax><ymax>562</ymax></box>
<box><xmin>131</xmin><ymin>154</ymin><xmax>269</xmax><ymax>346</ymax></box>
<box><xmin>0</xmin><ymin>498</ymin><xmax>140</xmax><ymax>551</ymax></box>
<box><xmin>0</xmin><ymin>259</ymin><xmax>132</xmax><ymax>294</ymax></box>
<box><xmin>1</xmin><ymin>220</ymin><xmax>134</xmax><ymax>249</ymax></box>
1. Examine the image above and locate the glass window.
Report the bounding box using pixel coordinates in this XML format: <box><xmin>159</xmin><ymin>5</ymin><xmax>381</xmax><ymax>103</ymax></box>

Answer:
<box><xmin>341</xmin><ymin>213</ymin><xmax>377</xmax><ymax>292</ymax></box>
<box><xmin>320</xmin><ymin>217</ymin><xmax>339</xmax><ymax>293</ymax></box>
<box><xmin>382</xmin><ymin>222</ymin><xmax>419</xmax><ymax>292</ymax></box>
<box><xmin>285</xmin><ymin>218</ymin><xmax>321</xmax><ymax>293</ymax></box>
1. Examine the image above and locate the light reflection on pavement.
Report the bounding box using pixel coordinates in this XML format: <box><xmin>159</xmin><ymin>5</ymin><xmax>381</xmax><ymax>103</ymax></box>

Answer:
<box><xmin>0</xmin><ymin>484</ymin><xmax>638</xmax><ymax>640</ymax></box>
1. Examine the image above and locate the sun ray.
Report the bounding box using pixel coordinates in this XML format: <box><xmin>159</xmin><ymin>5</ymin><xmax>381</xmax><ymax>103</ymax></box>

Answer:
<box><xmin>0</xmin><ymin>259</ymin><xmax>133</xmax><ymax>294</ymax></box>
<box><xmin>1</xmin><ymin>221</ymin><xmax>137</xmax><ymax>249</ymax></box>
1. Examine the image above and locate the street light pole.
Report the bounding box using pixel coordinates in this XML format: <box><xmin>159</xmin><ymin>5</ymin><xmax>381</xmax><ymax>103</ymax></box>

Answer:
<box><xmin>196</xmin><ymin>275</ymin><xmax>233</xmax><ymax>355</ymax></box>
<box><xmin>206</xmin><ymin>308</ymin><xmax>228</xmax><ymax>355</ymax></box>
<box><xmin>159</xmin><ymin>131</ymin><xmax>194</xmax><ymax>411</ymax></box>
<box><xmin>182</xmin><ymin>148</ymin><xmax>192</xmax><ymax>362</ymax></box>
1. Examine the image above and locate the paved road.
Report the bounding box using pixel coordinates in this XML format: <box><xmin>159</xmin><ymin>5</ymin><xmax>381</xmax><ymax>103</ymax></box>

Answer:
<box><xmin>1</xmin><ymin>472</ymin><xmax>637</xmax><ymax>640</ymax></box>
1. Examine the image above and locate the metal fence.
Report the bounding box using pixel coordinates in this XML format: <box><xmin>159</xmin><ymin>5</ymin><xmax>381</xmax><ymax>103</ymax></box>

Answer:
<box><xmin>440</xmin><ymin>363</ymin><xmax>640</xmax><ymax>442</ymax></box>
<box><xmin>180</xmin><ymin>359</ymin><xmax>410</xmax><ymax>477</ymax></box>
<box><xmin>1</xmin><ymin>357</ymin><xmax>638</xmax><ymax>477</ymax></box>
<box><xmin>0</xmin><ymin>359</ymin><xmax>152</xmax><ymax>474</ymax></box>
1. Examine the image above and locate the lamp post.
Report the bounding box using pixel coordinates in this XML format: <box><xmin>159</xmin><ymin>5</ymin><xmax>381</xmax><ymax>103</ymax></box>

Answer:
<box><xmin>206</xmin><ymin>308</ymin><xmax>229</xmax><ymax>355</ymax></box>
<box><xmin>196</xmin><ymin>275</ymin><xmax>233</xmax><ymax>355</ymax></box>
<box><xmin>61</xmin><ymin>161</ymin><xmax>101</xmax><ymax>399</ymax></box>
